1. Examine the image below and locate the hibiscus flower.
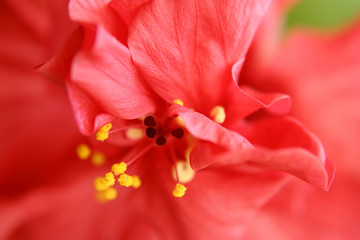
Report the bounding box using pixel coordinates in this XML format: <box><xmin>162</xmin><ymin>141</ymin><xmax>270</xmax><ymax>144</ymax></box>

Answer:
<box><xmin>1</xmin><ymin>0</ymin><xmax>336</xmax><ymax>239</ymax></box>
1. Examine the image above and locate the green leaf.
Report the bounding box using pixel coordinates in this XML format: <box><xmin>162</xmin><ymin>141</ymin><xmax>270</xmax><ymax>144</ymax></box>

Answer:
<box><xmin>287</xmin><ymin>0</ymin><xmax>360</xmax><ymax>30</ymax></box>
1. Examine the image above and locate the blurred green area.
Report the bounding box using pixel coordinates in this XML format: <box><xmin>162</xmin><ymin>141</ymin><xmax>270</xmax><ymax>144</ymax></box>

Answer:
<box><xmin>287</xmin><ymin>0</ymin><xmax>360</xmax><ymax>30</ymax></box>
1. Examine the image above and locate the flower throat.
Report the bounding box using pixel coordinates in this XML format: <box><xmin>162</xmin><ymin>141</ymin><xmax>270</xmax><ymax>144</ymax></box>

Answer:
<box><xmin>77</xmin><ymin>99</ymin><xmax>226</xmax><ymax>202</ymax></box>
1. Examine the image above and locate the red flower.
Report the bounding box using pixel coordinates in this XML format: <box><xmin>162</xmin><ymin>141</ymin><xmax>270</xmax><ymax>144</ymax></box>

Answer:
<box><xmin>0</xmin><ymin>0</ymin><xmax>339</xmax><ymax>239</ymax></box>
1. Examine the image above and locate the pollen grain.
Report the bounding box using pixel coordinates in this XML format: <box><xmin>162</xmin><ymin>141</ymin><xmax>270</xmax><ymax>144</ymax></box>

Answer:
<box><xmin>210</xmin><ymin>106</ymin><xmax>226</xmax><ymax>124</ymax></box>
<box><xmin>126</xmin><ymin>128</ymin><xmax>144</xmax><ymax>140</ymax></box>
<box><xmin>96</xmin><ymin>187</ymin><xmax>117</xmax><ymax>202</ymax></box>
<box><xmin>172</xmin><ymin>183</ymin><xmax>187</xmax><ymax>198</ymax></box>
<box><xmin>91</xmin><ymin>151</ymin><xmax>106</xmax><ymax>166</ymax></box>
<box><xmin>132</xmin><ymin>175</ymin><xmax>142</xmax><ymax>189</ymax></box>
<box><xmin>111</xmin><ymin>162</ymin><xmax>127</xmax><ymax>176</ymax></box>
<box><xmin>96</xmin><ymin>123</ymin><xmax>112</xmax><ymax>142</ymax></box>
<box><xmin>76</xmin><ymin>144</ymin><xmax>91</xmax><ymax>160</ymax></box>
<box><xmin>118</xmin><ymin>174</ymin><xmax>134</xmax><ymax>187</ymax></box>
<box><xmin>173</xmin><ymin>99</ymin><xmax>184</xmax><ymax>106</ymax></box>
<box><xmin>104</xmin><ymin>172</ymin><xmax>115</xmax><ymax>187</ymax></box>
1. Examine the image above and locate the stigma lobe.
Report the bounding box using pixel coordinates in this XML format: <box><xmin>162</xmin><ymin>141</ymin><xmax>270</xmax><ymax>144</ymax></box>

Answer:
<box><xmin>171</xmin><ymin>128</ymin><xmax>184</xmax><ymax>139</ymax></box>
<box><xmin>155</xmin><ymin>135</ymin><xmax>167</xmax><ymax>146</ymax></box>
<box><xmin>146</xmin><ymin>127</ymin><xmax>156</xmax><ymax>138</ymax></box>
<box><xmin>144</xmin><ymin>116</ymin><xmax>157</xmax><ymax>127</ymax></box>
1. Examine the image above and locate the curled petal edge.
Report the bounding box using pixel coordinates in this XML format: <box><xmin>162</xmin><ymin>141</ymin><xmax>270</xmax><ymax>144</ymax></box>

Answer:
<box><xmin>191</xmin><ymin>142</ymin><xmax>335</xmax><ymax>191</ymax></box>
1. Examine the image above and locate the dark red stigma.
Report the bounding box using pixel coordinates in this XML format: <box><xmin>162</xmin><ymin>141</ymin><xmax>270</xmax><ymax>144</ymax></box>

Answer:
<box><xmin>144</xmin><ymin>116</ymin><xmax>157</xmax><ymax>127</ymax></box>
<box><xmin>146</xmin><ymin>127</ymin><xmax>156</xmax><ymax>138</ymax></box>
<box><xmin>155</xmin><ymin>135</ymin><xmax>167</xmax><ymax>146</ymax></box>
<box><xmin>171</xmin><ymin>128</ymin><xmax>184</xmax><ymax>139</ymax></box>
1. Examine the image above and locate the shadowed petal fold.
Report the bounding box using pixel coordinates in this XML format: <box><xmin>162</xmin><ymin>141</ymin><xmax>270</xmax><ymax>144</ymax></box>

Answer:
<box><xmin>69</xmin><ymin>0</ymin><xmax>128</xmax><ymax>44</ymax></box>
<box><xmin>239</xmin><ymin>86</ymin><xmax>291</xmax><ymax>115</ymax></box>
<box><xmin>69</xmin><ymin>26</ymin><xmax>156</xmax><ymax>134</ymax></box>
<box><xmin>222</xmin><ymin>59</ymin><xmax>292</xmax><ymax>128</ymax></box>
<box><xmin>109</xmin><ymin>0</ymin><xmax>150</xmax><ymax>25</ymax></box>
<box><xmin>37</xmin><ymin>27</ymin><xmax>84</xmax><ymax>89</ymax></box>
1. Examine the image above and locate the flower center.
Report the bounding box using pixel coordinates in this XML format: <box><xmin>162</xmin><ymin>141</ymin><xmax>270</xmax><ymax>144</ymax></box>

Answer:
<box><xmin>86</xmin><ymin>108</ymin><xmax>196</xmax><ymax>201</ymax></box>
<box><xmin>143</xmin><ymin>115</ymin><xmax>185</xmax><ymax>147</ymax></box>
<box><xmin>79</xmin><ymin>100</ymin><xmax>226</xmax><ymax>202</ymax></box>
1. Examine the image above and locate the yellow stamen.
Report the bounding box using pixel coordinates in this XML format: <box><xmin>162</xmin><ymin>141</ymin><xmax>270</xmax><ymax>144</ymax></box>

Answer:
<box><xmin>173</xmin><ymin>99</ymin><xmax>184</xmax><ymax>106</ymax></box>
<box><xmin>103</xmin><ymin>187</ymin><xmax>117</xmax><ymax>200</ymax></box>
<box><xmin>100</xmin><ymin>123</ymin><xmax>112</xmax><ymax>132</ymax></box>
<box><xmin>76</xmin><ymin>144</ymin><xmax>91</xmax><ymax>160</ymax></box>
<box><xmin>104</xmin><ymin>172</ymin><xmax>115</xmax><ymax>187</ymax></box>
<box><xmin>94</xmin><ymin>177</ymin><xmax>108</xmax><ymax>191</ymax></box>
<box><xmin>96</xmin><ymin>187</ymin><xmax>117</xmax><ymax>202</ymax></box>
<box><xmin>126</xmin><ymin>128</ymin><xmax>144</xmax><ymax>140</ymax></box>
<box><xmin>132</xmin><ymin>175</ymin><xmax>142</xmax><ymax>189</ymax></box>
<box><xmin>96</xmin><ymin>123</ymin><xmax>112</xmax><ymax>142</ymax></box>
<box><xmin>118</xmin><ymin>174</ymin><xmax>134</xmax><ymax>187</ymax></box>
<box><xmin>210</xmin><ymin>106</ymin><xmax>226</xmax><ymax>124</ymax></box>
<box><xmin>111</xmin><ymin>162</ymin><xmax>127</xmax><ymax>176</ymax></box>
<box><xmin>91</xmin><ymin>151</ymin><xmax>106</xmax><ymax>166</ymax></box>
<box><xmin>172</xmin><ymin>183</ymin><xmax>187</xmax><ymax>197</ymax></box>
<box><xmin>96</xmin><ymin>131</ymin><xmax>109</xmax><ymax>142</ymax></box>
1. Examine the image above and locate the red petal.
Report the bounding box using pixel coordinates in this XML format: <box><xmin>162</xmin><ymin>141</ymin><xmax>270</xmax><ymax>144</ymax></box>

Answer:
<box><xmin>69</xmin><ymin>26</ymin><xmax>156</xmax><ymax>134</ymax></box>
<box><xmin>241</xmin><ymin>0</ymin><xmax>300</xmax><ymax>73</ymax></box>
<box><xmin>0</xmin><ymin>0</ymin><xmax>81</xmax><ymax>195</ymax></box>
<box><xmin>191</xmin><ymin>117</ymin><xmax>334</xmax><ymax>190</ymax></box>
<box><xmin>37</xmin><ymin>27</ymin><xmax>84</xmax><ymax>89</ymax></box>
<box><xmin>177</xmin><ymin>167</ymin><xmax>288</xmax><ymax>239</ymax></box>
<box><xmin>69</xmin><ymin>0</ymin><xmax>128</xmax><ymax>44</ymax></box>
<box><xmin>264</xmin><ymin>21</ymin><xmax>360</xmax><ymax>176</ymax></box>
<box><xmin>222</xmin><ymin>59</ymin><xmax>292</xmax><ymax>128</ymax></box>
<box><xmin>128</xmin><ymin>0</ymin><xmax>271</xmax><ymax>109</ymax></box>
<box><xmin>169</xmin><ymin>104</ymin><xmax>253</xmax><ymax>149</ymax></box>
<box><xmin>239</xmin><ymin>86</ymin><xmax>291</xmax><ymax>115</ymax></box>
<box><xmin>109</xmin><ymin>0</ymin><xmax>149</xmax><ymax>25</ymax></box>
<box><xmin>243</xmin><ymin>173</ymin><xmax>360</xmax><ymax>240</ymax></box>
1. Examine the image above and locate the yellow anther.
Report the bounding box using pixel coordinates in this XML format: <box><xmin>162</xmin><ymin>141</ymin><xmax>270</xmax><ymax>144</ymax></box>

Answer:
<box><xmin>118</xmin><ymin>174</ymin><xmax>134</xmax><ymax>187</ymax></box>
<box><xmin>172</xmin><ymin>183</ymin><xmax>187</xmax><ymax>198</ymax></box>
<box><xmin>174</xmin><ymin>116</ymin><xmax>185</xmax><ymax>127</ymax></box>
<box><xmin>172</xmin><ymin>160</ymin><xmax>195</xmax><ymax>183</ymax></box>
<box><xmin>96</xmin><ymin>187</ymin><xmax>117</xmax><ymax>202</ymax></box>
<box><xmin>100</xmin><ymin>123</ymin><xmax>112</xmax><ymax>132</ymax></box>
<box><xmin>94</xmin><ymin>177</ymin><xmax>108</xmax><ymax>191</ymax></box>
<box><xmin>126</xmin><ymin>128</ymin><xmax>144</xmax><ymax>140</ymax></box>
<box><xmin>103</xmin><ymin>187</ymin><xmax>117</xmax><ymax>200</ymax></box>
<box><xmin>96</xmin><ymin>123</ymin><xmax>112</xmax><ymax>142</ymax></box>
<box><xmin>173</xmin><ymin>99</ymin><xmax>184</xmax><ymax>106</ymax></box>
<box><xmin>210</xmin><ymin>106</ymin><xmax>226</xmax><ymax>124</ymax></box>
<box><xmin>76</xmin><ymin>144</ymin><xmax>91</xmax><ymax>160</ymax></box>
<box><xmin>104</xmin><ymin>172</ymin><xmax>115</xmax><ymax>187</ymax></box>
<box><xmin>111</xmin><ymin>162</ymin><xmax>127</xmax><ymax>176</ymax></box>
<box><xmin>96</xmin><ymin>131</ymin><xmax>109</xmax><ymax>142</ymax></box>
<box><xmin>132</xmin><ymin>175</ymin><xmax>141</xmax><ymax>189</ymax></box>
<box><xmin>91</xmin><ymin>151</ymin><xmax>106</xmax><ymax>166</ymax></box>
